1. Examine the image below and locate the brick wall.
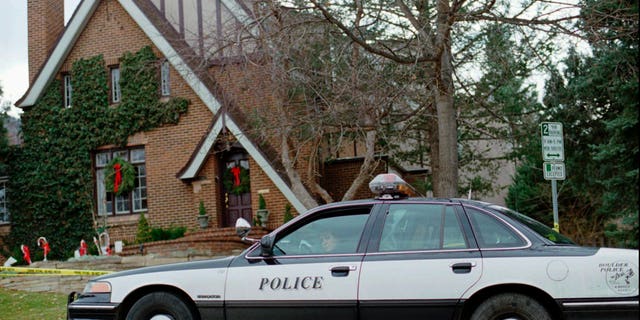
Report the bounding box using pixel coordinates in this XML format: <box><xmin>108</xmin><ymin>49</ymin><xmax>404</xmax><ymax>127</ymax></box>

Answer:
<box><xmin>45</xmin><ymin>0</ymin><xmax>216</xmax><ymax>243</ymax></box>
<box><xmin>320</xmin><ymin>158</ymin><xmax>388</xmax><ymax>201</ymax></box>
<box><xmin>119</xmin><ymin>227</ymin><xmax>268</xmax><ymax>257</ymax></box>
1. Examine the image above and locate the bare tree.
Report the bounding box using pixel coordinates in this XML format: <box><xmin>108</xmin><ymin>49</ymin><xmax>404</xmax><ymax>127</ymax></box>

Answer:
<box><xmin>246</xmin><ymin>3</ymin><xmax>411</xmax><ymax>204</ymax></box>
<box><xmin>156</xmin><ymin>0</ymin><xmax>588</xmax><ymax>204</ymax></box>
<box><xmin>300</xmin><ymin>0</ymin><xmax>583</xmax><ymax>197</ymax></box>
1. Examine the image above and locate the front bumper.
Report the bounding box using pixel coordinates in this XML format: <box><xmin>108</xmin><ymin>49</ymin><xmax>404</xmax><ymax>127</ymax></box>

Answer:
<box><xmin>67</xmin><ymin>291</ymin><xmax>120</xmax><ymax>320</ymax></box>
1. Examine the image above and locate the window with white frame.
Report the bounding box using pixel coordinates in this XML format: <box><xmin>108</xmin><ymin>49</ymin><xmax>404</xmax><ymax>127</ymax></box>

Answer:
<box><xmin>0</xmin><ymin>178</ymin><xmax>8</xmax><ymax>223</ymax></box>
<box><xmin>161</xmin><ymin>60</ymin><xmax>170</xmax><ymax>96</ymax></box>
<box><xmin>63</xmin><ymin>74</ymin><xmax>72</xmax><ymax>108</ymax></box>
<box><xmin>95</xmin><ymin>148</ymin><xmax>147</xmax><ymax>216</ymax></box>
<box><xmin>111</xmin><ymin>67</ymin><xmax>121</xmax><ymax>103</ymax></box>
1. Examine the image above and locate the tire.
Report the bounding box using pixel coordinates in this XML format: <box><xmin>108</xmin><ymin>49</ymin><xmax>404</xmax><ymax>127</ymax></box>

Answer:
<box><xmin>470</xmin><ymin>293</ymin><xmax>551</xmax><ymax>320</ymax></box>
<box><xmin>126</xmin><ymin>291</ymin><xmax>195</xmax><ymax>320</ymax></box>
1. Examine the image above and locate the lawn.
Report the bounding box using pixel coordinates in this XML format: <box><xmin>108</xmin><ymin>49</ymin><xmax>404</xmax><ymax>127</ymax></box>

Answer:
<box><xmin>0</xmin><ymin>286</ymin><xmax>68</xmax><ymax>320</ymax></box>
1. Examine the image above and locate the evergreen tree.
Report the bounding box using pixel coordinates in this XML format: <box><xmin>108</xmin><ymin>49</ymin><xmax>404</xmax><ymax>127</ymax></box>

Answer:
<box><xmin>507</xmin><ymin>0</ymin><xmax>638</xmax><ymax>247</ymax></box>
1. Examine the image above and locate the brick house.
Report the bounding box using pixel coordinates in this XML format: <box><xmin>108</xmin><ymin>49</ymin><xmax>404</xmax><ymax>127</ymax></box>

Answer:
<box><xmin>10</xmin><ymin>0</ymin><xmax>391</xmax><ymax>250</ymax></box>
<box><xmin>6</xmin><ymin>0</ymin><xmax>515</xmax><ymax>261</ymax></box>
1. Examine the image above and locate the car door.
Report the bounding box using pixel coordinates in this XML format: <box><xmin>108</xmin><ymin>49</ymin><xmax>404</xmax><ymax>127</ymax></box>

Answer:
<box><xmin>358</xmin><ymin>202</ymin><xmax>482</xmax><ymax>320</ymax></box>
<box><xmin>225</xmin><ymin>205</ymin><xmax>375</xmax><ymax>320</ymax></box>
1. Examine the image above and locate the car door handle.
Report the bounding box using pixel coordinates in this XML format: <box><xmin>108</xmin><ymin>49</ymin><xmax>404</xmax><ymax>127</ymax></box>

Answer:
<box><xmin>330</xmin><ymin>265</ymin><xmax>357</xmax><ymax>277</ymax></box>
<box><xmin>450</xmin><ymin>262</ymin><xmax>476</xmax><ymax>274</ymax></box>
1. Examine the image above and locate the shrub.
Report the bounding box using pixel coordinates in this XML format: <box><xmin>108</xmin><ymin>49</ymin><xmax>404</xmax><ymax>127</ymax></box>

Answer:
<box><xmin>135</xmin><ymin>213</ymin><xmax>152</xmax><ymax>244</ymax></box>
<box><xmin>284</xmin><ymin>203</ymin><xmax>294</xmax><ymax>223</ymax></box>
<box><xmin>149</xmin><ymin>226</ymin><xmax>187</xmax><ymax>242</ymax></box>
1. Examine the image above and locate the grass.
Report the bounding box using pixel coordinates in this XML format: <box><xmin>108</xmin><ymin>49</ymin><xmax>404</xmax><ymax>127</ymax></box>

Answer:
<box><xmin>0</xmin><ymin>286</ymin><xmax>68</xmax><ymax>320</ymax></box>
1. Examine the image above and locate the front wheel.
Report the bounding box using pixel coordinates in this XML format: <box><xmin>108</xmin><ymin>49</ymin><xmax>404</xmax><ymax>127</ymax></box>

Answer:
<box><xmin>470</xmin><ymin>293</ymin><xmax>551</xmax><ymax>320</ymax></box>
<box><xmin>126</xmin><ymin>291</ymin><xmax>195</xmax><ymax>320</ymax></box>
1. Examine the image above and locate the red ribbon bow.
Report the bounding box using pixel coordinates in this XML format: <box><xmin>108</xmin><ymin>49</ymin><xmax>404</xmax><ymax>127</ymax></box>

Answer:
<box><xmin>113</xmin><ymin>163</ymin><xmax>122</xmax><ymax>193</ymax></box>
<box><xmin>230</xmin><ymin>167</ymin><xmax>241</xmax><ymax>187</ymax></box>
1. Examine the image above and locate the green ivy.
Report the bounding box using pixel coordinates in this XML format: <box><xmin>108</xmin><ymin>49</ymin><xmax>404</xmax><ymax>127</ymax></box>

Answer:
<box><xmin>6</xmin><ymin>46</ymin><xmax>189</xmax><ymax>261</ymax></box>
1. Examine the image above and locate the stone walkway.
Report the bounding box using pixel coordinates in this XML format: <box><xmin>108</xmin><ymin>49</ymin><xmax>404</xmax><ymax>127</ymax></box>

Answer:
<box><xmin>0</xmin><ymin>251</ymin><xmax>241</xmax><ymax>294</ymax></box>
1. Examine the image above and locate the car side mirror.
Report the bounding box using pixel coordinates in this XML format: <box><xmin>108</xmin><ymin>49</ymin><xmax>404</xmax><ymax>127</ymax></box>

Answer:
<box><xmin>235</xmin><ymin>218</ymin><xmax>257</xmax><ymax>243</ymax></box>
<box><xmin>260</xmin><ymin>234</ymin><xmax>274</xmax><ymax>257</ymax></box>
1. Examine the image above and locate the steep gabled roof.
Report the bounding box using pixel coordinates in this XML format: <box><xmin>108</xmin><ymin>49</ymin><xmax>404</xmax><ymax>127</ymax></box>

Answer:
<box><xmin>176</xmin><ymin>111</ymin><xmax>306</xmax><ymax>213</ymax></box>
<box><xmin>17</xmin><ymin>0</ymin><xmax>309</xmax><ymax>213</ymax></box>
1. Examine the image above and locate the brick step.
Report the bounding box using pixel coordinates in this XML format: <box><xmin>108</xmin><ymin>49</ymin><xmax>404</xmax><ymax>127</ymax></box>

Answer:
<box><xmin>119</xmin><ymin>227</ymin><xmax>268</xmax><ymax>257</ymax></box>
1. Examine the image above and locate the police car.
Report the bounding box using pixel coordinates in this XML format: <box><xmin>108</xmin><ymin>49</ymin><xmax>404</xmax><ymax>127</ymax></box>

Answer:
<box><xmin>68</xmin><ymin>174</ymin><xmax>638</xmax><ymax>320</ymax></box>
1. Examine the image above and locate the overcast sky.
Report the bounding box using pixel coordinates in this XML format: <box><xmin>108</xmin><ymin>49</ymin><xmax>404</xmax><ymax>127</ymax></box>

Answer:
<box><xmin>0</xmin><ymin>0</ymin><xmax>80</xmax><ymax>118</ymax></box>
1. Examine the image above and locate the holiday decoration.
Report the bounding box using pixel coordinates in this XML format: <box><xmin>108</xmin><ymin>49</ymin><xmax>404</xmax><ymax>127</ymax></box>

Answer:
<box><xmin>38</xmin><ymin>237</ymin><xmax>50</xmax><ymax>261</ymax></box>
<box><xmin>99</xmin><ymin>232</ymin><xmax>111</xmax><ymax>256</ymax></box>
<box><xmin>113</xmin><ymin>163</ymin><xmax>122</xmax><ymax>193</ymax></box>
<box><xmin>79</xmin><ymin>239</ymin><xmax>88</xmax><ymax>256</ymax></box>
<box><xmin>223</xmin><ymin>166</ymin><xmax>250</xmax><ymax>195</ymax></box>
<box><xmin>21</xmin><ymin>245</ymin><xmax>32</xmax><ymax>265</ymax></box>
<box><xmin>105</xmin><ymin>157</ymin><xmax>135</xmax><ymax>195</ymax></box>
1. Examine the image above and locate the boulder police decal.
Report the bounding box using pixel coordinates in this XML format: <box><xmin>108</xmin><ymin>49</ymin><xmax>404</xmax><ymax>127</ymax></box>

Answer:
<box><xmin>259</xmin><ymin>276</ymin><xmax>324</xmax><ymax>291</ymax></box>
<box><xmin>599</xmin><ymin>261</ymin><xmax>639</xmax><ymax>295</ymax></box>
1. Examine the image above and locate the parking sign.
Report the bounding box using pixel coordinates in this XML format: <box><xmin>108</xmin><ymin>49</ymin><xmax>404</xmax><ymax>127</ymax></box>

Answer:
<box><xmin>541</xmin><ymin>122</ymin><xmax>564</xmax><ymax>162</ymax></box>
<box><xmin>543</xmin><ymin>162</ymin><xmax>566</xmax><ymax>180</ymax></box>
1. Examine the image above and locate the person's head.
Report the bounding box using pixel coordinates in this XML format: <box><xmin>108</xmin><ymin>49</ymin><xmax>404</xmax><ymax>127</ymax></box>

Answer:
<box><xmin>321</xmin><ymin>230</ymin><xmax>337</xmax><ymax>252</ymax></box>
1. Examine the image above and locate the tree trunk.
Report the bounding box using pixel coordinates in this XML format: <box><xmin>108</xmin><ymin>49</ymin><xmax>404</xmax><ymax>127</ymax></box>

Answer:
<box><xmin>432</xmin><ymin>0</ymin><xmax>458</xmax><ymax>198</ymax></box>
<box><xmin>342</xmin><ymin>129</ymin><xmax>377</xmax><ymax>201</ymax></box>
<box><xmin>280</xmin><ymin>129</ymin><xmax>320</xmax><ymax>209</ymax></box>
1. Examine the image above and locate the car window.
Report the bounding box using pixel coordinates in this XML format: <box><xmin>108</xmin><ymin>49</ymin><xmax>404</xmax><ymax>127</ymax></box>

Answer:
<box><xmin>466</xmin><ymin>208</ymin><xmax>526</xmax><ymax>248</ymax></box>
<box><xmin>488</xmin><ymin>205</ymin><xmax>575</xmax><ymax>245</ymax></box>
<box><xmin>273</xmin><ymin>208</ymin><xmax>370</xmax><ymax>256</ymax></box>
<box><xmin>379</xmin><ymin>204</ymin><xmax>468</xmax><ymax>252</ymax></box>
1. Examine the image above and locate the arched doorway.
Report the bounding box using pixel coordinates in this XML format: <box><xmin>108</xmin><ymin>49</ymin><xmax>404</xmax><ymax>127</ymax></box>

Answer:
<box><xmin>220</xmin><ymin>149</ymin><xmax>252</xmax><ymax>227</ymax></box>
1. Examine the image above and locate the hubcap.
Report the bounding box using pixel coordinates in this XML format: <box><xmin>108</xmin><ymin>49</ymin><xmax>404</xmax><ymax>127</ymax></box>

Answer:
<box><xmin>150</xmin><ymin>315</ymin><xmax>174</xmax><ymax>320</ymax></box>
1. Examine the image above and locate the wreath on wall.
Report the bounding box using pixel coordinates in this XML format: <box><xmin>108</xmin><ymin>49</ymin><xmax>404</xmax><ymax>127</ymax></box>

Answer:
<box><xmin>223</xmin><ymin>166</ymin><xmax>250</xmax><ymax>195</ymax></box>
<box><xmin>104</xmin><ymin>157</ymin><xmax>136</xmax><ymax>196</ymax></box>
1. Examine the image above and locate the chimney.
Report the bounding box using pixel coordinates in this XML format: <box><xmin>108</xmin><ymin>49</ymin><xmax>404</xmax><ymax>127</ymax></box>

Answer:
<box><xmin>27</xmin><ymin>0</ymin><xmax>65</xmax><ymax>85</ymax></box>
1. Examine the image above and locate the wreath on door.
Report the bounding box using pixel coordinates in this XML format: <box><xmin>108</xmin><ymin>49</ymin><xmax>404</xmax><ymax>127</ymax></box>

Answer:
<box><xmin>104</xmin><ymin>157</ymin><xmax>136</xmax><ymax>196</ymax></box>
<box><xmin>223</xmin><ymin>166</ymin><xmax>250</xmax><ymax>195</ymax></box>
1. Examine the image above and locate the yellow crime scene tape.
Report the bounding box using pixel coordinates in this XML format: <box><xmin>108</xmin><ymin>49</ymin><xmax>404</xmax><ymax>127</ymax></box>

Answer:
<box><xmin>0</xmin><ymin>266</ymin><xmax>113</xmax><ymax>276</ymax></box>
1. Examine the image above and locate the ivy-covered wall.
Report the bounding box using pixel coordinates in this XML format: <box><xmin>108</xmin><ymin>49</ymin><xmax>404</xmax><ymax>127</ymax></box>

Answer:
<box><xmin>6</xmin><ymin>46</ymin><xmax>188</xmax><ymax>261</ymax></box>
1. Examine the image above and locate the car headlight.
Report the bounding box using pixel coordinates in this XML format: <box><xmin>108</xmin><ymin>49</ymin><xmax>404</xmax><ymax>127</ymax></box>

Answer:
<box><xmin>83</xmin><ymin>281</ymin><xmax>112</xmax><ymax>294</ymax></box>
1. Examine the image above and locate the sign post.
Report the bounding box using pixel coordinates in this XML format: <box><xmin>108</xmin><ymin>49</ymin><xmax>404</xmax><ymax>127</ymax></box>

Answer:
<box><xmin>541</xmin><ymin>122</ymin><xmax>565</xmax><ymax>232</ymax></box>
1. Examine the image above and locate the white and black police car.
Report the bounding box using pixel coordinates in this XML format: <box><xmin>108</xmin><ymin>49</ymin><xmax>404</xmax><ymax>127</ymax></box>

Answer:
<box><xmin>68</xmin><ymin>174</ymin><xmax>638</xmax><ymax>320</ymax></box>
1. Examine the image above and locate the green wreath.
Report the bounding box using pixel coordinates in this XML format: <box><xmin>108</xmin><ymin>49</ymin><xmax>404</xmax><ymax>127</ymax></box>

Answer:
<box><xmin>104</xmin><ymin>157</ymin><xmax>136</xmax><ymax>196</ymax></box>
<box><xmin>223</xmin><ymin>166</ymin><xmax>250</xmax><ymax>195</ymax></box>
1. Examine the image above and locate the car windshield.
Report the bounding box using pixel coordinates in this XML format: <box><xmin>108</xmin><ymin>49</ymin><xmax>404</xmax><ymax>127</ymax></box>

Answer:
<box><xmin>489</xmin><ymin>205</ymin><xmax>575</xmax><ymax>245</ymax></box>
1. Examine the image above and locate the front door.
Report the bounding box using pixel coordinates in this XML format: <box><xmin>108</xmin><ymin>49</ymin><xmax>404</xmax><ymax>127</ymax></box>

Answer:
<box><xmin>222</xmin><ymin>152</ymin><xmax>252</xmax><ymax>227</ymax></box>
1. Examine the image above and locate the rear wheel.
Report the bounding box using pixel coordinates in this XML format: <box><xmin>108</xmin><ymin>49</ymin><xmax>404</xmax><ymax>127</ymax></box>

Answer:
<box><xmin>470</xmin><ymin>293</ymin><xmax>551</xmax><ymax>320</ymax></box>
<box><xmin>126</xmin><ymin>291</ymin><xmax>195</xmax><ymax>320</ymax></box>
